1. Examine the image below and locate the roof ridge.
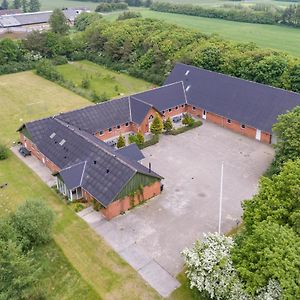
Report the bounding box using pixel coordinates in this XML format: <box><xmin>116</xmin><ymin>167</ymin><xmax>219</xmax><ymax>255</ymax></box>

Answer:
<box><xmin>130</xmin><ymin>95</ymin><xmax>153</xmax><ymax>107</ymax></box>
<box><xmin>128</xmin><ymin>96</ymin><xmax>133</xmax><ymax>122</ymax></box>
<box><xmin>176</xmin><ymin>62</ymin><xmax>300</xmax><ymax>97</ymax></box>
<box><xmin>132</xmin><ymin>81</ymin><xmax>183</xmax><ymax>97</ymax></box>
<box><xmin>180</xmin><ymin>81</ymin><xmax>188</xmax><ymax>104</ymax></box>
<box><xmin>54</xmin><ymin>118</ymin><xmax>138</xmax><ymax>173</ymax></box>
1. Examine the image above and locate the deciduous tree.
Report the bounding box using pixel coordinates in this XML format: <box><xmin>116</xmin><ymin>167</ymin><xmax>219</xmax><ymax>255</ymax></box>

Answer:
<box><xmin>49</xmin><ymin>8</ymin><xmax>70</xmax><ymax>35</ymax></box>
<box><xmin>163</xmin><ymin>117</ymin><xmax>173</xmax><ymax>132</ymax></box>
<box><xmin>150</xmin><ymin>113</ymin><xmax>163</xmax><ymax>135</ymax></box>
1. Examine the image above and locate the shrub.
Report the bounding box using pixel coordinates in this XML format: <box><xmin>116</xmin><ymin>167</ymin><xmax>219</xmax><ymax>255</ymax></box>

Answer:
<box><xmin>136</xmin><ymin>131</ymin><xmax>145</xmax><ymax>147</ymax></box>
<box><xmin>165</xmin><ymin>120</ymin><xmax>202</xmax><ymax>135</ymax></box>
<box><xmin>163</xmin><ymin>117</ymin><xmax>173</xmax><ymax>132</ymax></box>
<box><xmin>36</xmin><ymin>59</ymin><xmax>64</xmax><ymax>82</ymax></box>
<box><xmin>140</xmin><ymin>134</ymin><xmax>159</xmax><ymax>149</ymax></box>
<box><xmin>81</xmin><ymin>77</ymin><xmax>91</xmax><ymax>89</ymax></box>
<box><xmin>93</xmin><ymin>199</ymin><xmax>103</xmax><ymax>211</ymax></box>
<box><xmin>150</xmin><ymin>113</ymin><xmax>163</xmax><ymax>135</ymax></box>
<box><xmin>117</xmin><ymin>134</ymin><xmax>126</xmax><ymax>148</ymax></box>
<box><xmin>11</xmin><ymin>200</ymin><xmax>55</xmax><ymax>248</ymax></box>
<box><xmin>182</xmin><ymin>113</ymin><xmax>195</xmax><ymax>127</ymax></box>
<box><xmin>117</xmin><ymin>11</ymin><xmax>142</xmax><ymax>20</ymax></box>
<box><xmin>0</xmin><ymin>144</ymin><xmax>8</xmax><ymax>160</ymax></box>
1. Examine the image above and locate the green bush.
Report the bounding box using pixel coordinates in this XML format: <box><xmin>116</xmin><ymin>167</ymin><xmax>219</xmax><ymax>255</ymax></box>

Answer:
<box><xmin>11</xmin><ymin>200</ymin><xmax>55</xmax><ymax>248</ymax></box>
<box><xmin>117</xmin><ymin>11</ymin><xmax>142</xmax><ymax>20</ymax></box>
<box><xmin>140</xmin><ymin>134</ymin><xmax>159</xmax><ymax>149</ymax></box>
<box><xmin>93</xmin><ymin>199</ymin><xmax>103</xmax><ymax>211</ymax></box>
<box><xmin>0</xmin><ymin>144</ymin><xmax>8</xmax><ymax>160</ymax></box>
<box><xmin>81</xmin><ymin>77</ymin><xmax>91</xmax><ymax>89</ymax></box>
<box><xmin>36</xmin><ymin>59</ymin><xmax>64</xmax><ymax>82</ymax></box>
<box><xmin>165</xmin><ymin>120</ymin><xmax>202</xmax><ymax>135</ymax></box>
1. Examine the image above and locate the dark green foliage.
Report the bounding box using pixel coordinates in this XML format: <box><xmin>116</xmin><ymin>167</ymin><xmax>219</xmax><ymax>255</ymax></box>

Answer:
<box><xmin>22</xmin><ymin>0</ymin><xmax>27</xmax><ymax>12</ymax></box>
<box><xmin>95</xmin><ymin>2</ymin><xmax>128</xmax><ymax>12</ymax></box>
<box><xmin>182</xmin><ymin>114</ymin><xmax>195</xmax><ymax>127</ymax></box>
<box><xmin>13</xmin><ymin>0</ymin><xmax>21</xmax><ymax>8</ymax></box>
<box><xmin>36</xmin><ymin>59</ymin><xmax>64</xmax><ymax>82</ymax></box>
<box><xmin>117</xmin><ymin>134</ymin><xmax>126</xmax><ymax>148</ymax></box>
<box><xmin>81</xmin><ymin>77</ymin><xmax>90</xmax><ymax>89</ymax></box>
<box><xmin>1</xmin><ymin>0</ymin><xmax>8</xmax><ymax>9</ymax></box>
<box><xmin>267</xmin><ymin>106</ymin><xmax>300</xmax><ymax>176</ymax></box>
<box><xmin>117</xmin><ymin>11</ymin><xmax>141</xmax><ymax>20</ymax></box>
<box><xmin>136</xmin><ymin>131</ymin><xmax>145</xmax><ymax>146</ymax></box>
<box><xmin>232</xmin><ymin>221</ymin><xmax>300</xmax><ymax>298</ymax></box>
<box><xmin>165</xmin><ymin>120</ymin><xmax>202</xmax><ymax>135</ymax></box>
<box><xmin>11</xmin><ymin>199</ymin><xmax>55</xmax><ymax>248</ymax></box>
<box><xmin>49</xmin><ymin>8</ymin><xmax>70</xmax><ymax>35</ymax></box>
<box><xmin>150</xmin><ymin>113</ymin><xmax>163</xmax><ymax>135</ymax></box>
<box><xmin>163</xmin><ymin>117</ymin><xmax>173</xmax><ymax>132</ymax></box>
<box><xmin>139</xmin><ymin>134</ymin><xmax>159</xmax><ymax>149</ymax></box>
<box><xmin>28</xmin><ymin>0</ymin><xmax>40</xmax><ymax>12</ymax></box>
<box><xmin>0</xmin><ymin>144</ymin><xmax>8</xmax><ymax>160</ymax></box>
<box><xmin>0</xmin><ymin>240</ymin><xmax>38</xmax><ymax>300</ymax></box>
<box><xmin>74</xmin><ymin>12</ymin><xmax>103</xmax><ymax>31</ymax></box>
<box><xmin>243</xmin><ymin>159</ymin><xmax>300</xmax><ymax>235</ymax></box>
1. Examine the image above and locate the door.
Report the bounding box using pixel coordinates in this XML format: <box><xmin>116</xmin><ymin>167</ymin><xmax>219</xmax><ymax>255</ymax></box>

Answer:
<box><xmin>256</xmin><ymin>129</ymin><xmax>261</xmax><ymax>141</ymax></box>
<box><xmin>202</xmin><ymin>110</ymin><xmax>207</xmax><ymax>120</ymax></box>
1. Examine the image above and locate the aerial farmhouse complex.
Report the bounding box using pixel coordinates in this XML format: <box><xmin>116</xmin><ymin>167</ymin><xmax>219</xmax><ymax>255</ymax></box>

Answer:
<box><xmin>18</xmin><ymin>63</ymin><xmax>300</xmax><ymax>219</ymax></box>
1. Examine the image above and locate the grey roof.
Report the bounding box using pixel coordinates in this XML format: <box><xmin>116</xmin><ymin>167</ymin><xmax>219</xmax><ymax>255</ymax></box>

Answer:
<box><xmin>130</xmin><ymin>96</ymin><xmax>152</xmax><ymax>124</ymax></box>
<box><xmin>56</xmin><ymin>97</ymin><xmax>131</xmax><ymax>133</ymax></box>
<box><xmin>0</xmin><ymin>9</ymin><xmax>21</xmax><ymax>16</ymax></box>
<box><xmin>116</xmin><ymin>144</ymin><xmax>145</xmax><ymax>162</ymax></box>
<box><xmin>24</xmin><ymin>117</ymin><xmax>161</xmax><ymax>207</ymax></box>
<box><xmin>133</xmin><ymin>82</ymin><xmax>186</xmax><ymax>111</ymax></box>
<box><xmin>59</xmin><ymin>161</ymin><xmax>86</xmax><ymax>190</ymax></box>
<box><xmin>165</xmin><ymin>63</ymin><xmax>300</xmax><ymax>133</ymax></box>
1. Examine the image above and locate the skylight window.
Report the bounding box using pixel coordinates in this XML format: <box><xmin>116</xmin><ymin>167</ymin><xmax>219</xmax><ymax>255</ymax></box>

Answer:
<box><xmin>59</xmin><ymin>139</ymin><xmax>66</xmax><ymax>146</ymax></box>
<box><xmin>186</xmin><ymin>85</ymin><xmax>191</xmax><ymax>92</ymax></box>
<box><xmin>185</xmin><ymin>70</ymin><xmax>190</xmax><ymax>76</ymax></box>
<box><xmin>50</xmin><ymin>132</ymin><xmax>56</xmax><ymax>139</ymax></box>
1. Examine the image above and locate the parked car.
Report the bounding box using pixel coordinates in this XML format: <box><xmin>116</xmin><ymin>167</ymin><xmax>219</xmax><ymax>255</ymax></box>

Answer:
<box><xmin>19</xmin><ymin>147</ymin><xmax>31</xmax><ymax>157</ymax></box>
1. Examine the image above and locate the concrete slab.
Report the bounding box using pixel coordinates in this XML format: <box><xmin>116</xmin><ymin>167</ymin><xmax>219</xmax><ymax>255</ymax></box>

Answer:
<box><xmin>119</xmin><ymin>244</ymin><xmax>152</xmax><ymax>270</ymax></box>
<box><xmin>139</xmin><ymin>260</ymin><xmax>180</xmax><ymax>298</ymax></box>
<box><xmin>77</xmin><ymin>206</ymin><xmax>94</xmax><ymax>218</ymax></box>
<box><xmin>11</xmin><ymin>146</ymin><xmax>56</xmax><ymax>187</ymax></box>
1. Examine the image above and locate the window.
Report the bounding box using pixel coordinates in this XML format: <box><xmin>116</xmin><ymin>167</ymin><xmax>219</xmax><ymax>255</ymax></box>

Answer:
<box><xmin>109</xmin><ymin>128</ymin><xmax>112</xmax><ymax>132</ymax></box>
<box><xmin>192</xmin><ymin>106</ymin><xmax>196</xmax><ymax>110</ymax></box>
<box><xmin>149</xmin><ymin>115</ymin><xmax>154</xmax><ymax>120</ymax></box>
<box><xmin>181</xmin><ymin>104</ymin><xmax>185</xmax><ymax>108</ymax></box>
<box><xmin>175</xmin><ymin>106</ymin><xmax>178</xmax><ymax>110</ymax></box>
<box><xmin>125</xmin><ymin>122</ymin><xmax>129</xmax><ymax>127</ymax></box>
<box><xmin>162</xmin><ymin>110</ymin><xmax>165</xmax><ymax>114</ymax></box>
<box><xmin>99</xmin><ymin>130</ymin><xmax>104</xmax><ymax>135</ymax></box>
<box><xmin>241</xmin><ymin>124</ymin><xmax>246</xmax><ymax>129</ymax></box>
<box><xmin>50</xmin><ymin>132</ymin><xmax>56</xmax><ymax>139</ymax></box>
<box><xmin>169</xmin><ymin>108</ymin><xmax>172</xmax><ymax>112</ymax></box>
<box><xmin>117</xmin><ymin>125</ymin><xmax>121</xmax><ymax>129</ymax></box>
<box><xmin>185</xmin><ymin>70</ymin><xmax>190</xmax><ymax>76</ymax></box>
<box><xmin>59</xmin><ymin>139</ymin><xmax>66</xmax><ymax>146</ymax></box>
<box><xmin>227</xmin><ymin>119</ymin><xmax>231</xmax><ymax>124</ymax></box>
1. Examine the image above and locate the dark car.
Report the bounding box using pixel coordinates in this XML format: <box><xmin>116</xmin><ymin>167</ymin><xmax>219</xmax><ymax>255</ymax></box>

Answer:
<box><xmin>19</xmin><ymin>147</ymin><xmax>31</xmax><ymax>157</ymax></box>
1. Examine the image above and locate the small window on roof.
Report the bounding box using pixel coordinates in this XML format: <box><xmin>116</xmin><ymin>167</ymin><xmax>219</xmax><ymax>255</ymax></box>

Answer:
<box><xmin>175</xmin><ymin>106</ymin><xmax>178</xmax><ymax>110</ymax></box>
<box><xmin>186</xmin><ymin>85</ymin><xmax>191</xmax><ymax>92</ymax></box>
<box><xmin>125</xmin><ymin>122</ymin><xmax>129</xmax><ymax>127</ymax></box>
<box><xmin>227</xmin><ymin>119</ymin><xmax>231</xmax><ymax>124</ymax></box>
<box><xmin>241</xmin><ymin>124</ymin><xmax>246</xmax><ymax>129</ymax></box>
<box><xmin>185</xmin><ymin>70</ymin><xmax>190</xmax><ymax>76</ymax></box>
<box><xmin>149</xmin><ymin>115</ymin><xmax>154</xmax><ymax>120</ymax></box>
<box><xmin>59</xmin><ymin>139</ymin><xmax>66</xmax><ymax>146</ymax></box>
<box><xmin>117</xmin><ymin>125</ymin><xmax>121</xmax><ymax>129</ymax></box>
<box><xmin>192</xmin><ymin>106</ymin><xmax>196</xmax><ymax>110</ymax></box>
<box><xmin>99</xmin><ymin>130</ymin><xmax>104</xmax><ymax>135</ymax></box>
<box><xmin>162</xmin><ymin>110</ymin><xmax>165</xmax><ymax>114</ymax></box>
<box><xmin>109</xmin><ymin>128</ymin><xmax>112</xmax><ymax>132</ymax></box>
<box><xmin>181</xmin><ymin>104</ymin><xmax>185</xmax><ymax>108</ymax></box>
<box><xmin>50</xmin><ymin>132</ymin><xmax>56</xmax><ymax>139</ymax></box>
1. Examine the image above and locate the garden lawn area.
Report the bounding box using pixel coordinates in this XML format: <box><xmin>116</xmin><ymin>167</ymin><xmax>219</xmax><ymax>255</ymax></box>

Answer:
<box><xmin>0</xmin><ymin>71</ymin><xmax>90</xmax><ymax>146</ymax></box>
<box><xmin>56</xmin><ymin>60</ymin><xmax>154</xmax><ymax>100</ymax></box>
<box><xmin>105</xmin><ymin>9</ymin><xmax>300</xmax><ymax>57</ymax></box>
<box><xmin>39</xmin><ymin>0</ymin><xmax>99</xmax><ymax>10</ymax></box>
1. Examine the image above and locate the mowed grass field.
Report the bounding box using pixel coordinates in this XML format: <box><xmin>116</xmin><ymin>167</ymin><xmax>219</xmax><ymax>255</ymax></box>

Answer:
<box><xmin>105</xmin><ymin>9</ymin><xmax>300</xmax><ymax>57</ymax></box>
<box><xmin>0</xmin><ymin>71</ymin><xmax>160</xmax><ymax>300</ymax></box>
<box><xmin>56</xmin><ymin>60</ymin><xmax>154</xmax><ymax>99</ymax></box>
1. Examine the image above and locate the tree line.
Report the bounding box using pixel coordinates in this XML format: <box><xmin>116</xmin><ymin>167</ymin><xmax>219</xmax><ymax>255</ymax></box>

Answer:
<box><xmin>151</xmin><ymin>2</ymin><xmax>300</xmax><ymax>27</ymax></box>
<box><xmin>73</xmin><ymin>0</ymin><xmax>152</xmax><ymax>7</ymax></box>
<box><xmin>0</xmin><ymin>0</ymin><xmax>40</xmax><ymax>12</ymax></box>
<box><xmin>1</xmin><ymin>17</ymin><xmax>300</xmax><ymax>94</ymax></box>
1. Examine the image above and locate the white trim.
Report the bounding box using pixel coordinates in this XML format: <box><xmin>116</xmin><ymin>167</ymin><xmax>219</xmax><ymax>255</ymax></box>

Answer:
<box><xmin>79</xmin><ymin>161</ymin><xmax>87</xmax><ymax>186</ymax></box>
<box><xmin>128</xmin><ymin>96</ymin><xmax>132</xmax><ymax>122</ymax></box>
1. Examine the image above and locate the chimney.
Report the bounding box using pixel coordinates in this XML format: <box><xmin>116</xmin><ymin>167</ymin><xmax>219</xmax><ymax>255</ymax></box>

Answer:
<box><xmin>148</xmin><ymin>163</ymin><xmax>151</xmax><ymax>173</ymax></box>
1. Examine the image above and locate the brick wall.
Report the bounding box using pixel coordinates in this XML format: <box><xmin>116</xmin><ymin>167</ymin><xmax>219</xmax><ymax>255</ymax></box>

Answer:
<box><xmin>95</xmin><ymin>122</ymin><xmax>135</xmax><ymax>141</ymax></box>
<box><xmin>101</xmin><ymin>181</ymin><xmax>161</xmax><ymax>220</ymax></box>
<box><xmin>20</xmin><ymin>133</ymin><xmax>60</xmax><ymax>173</ymax></box>
<box><xmin>162</xmin><ymin>104</ymin><xmax>187</xmax><ymax>119</ymax></box>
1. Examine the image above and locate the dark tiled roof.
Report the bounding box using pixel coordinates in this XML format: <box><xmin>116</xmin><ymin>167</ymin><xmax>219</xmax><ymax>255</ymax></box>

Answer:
<box><xmin>59</xmin><ymin>161</ymin><xmax>86</xmax><ymax>190</ymax></box>
<box><xmin>130</xmin><ymin>96</ymin><xmax>152</xmax><ymax>124</ymax></box>
<box><xmin>25</xmin><ymin>117</ymin><xmax>161</xmax><ymax>207</ymax></box>
<box><xmin>56</xmin><ymin>97</ymin><xmax>131</xmax><ymax>134</ymax></box>
<box><xmin>133</xmin><ymin>82</ymin><xmax>186</xmax><ymax>111</ymax></box>
<box><xmin>165</xmin><ymin>63</ymin><xmax>300</xmax><ymax>133</ymax></box>
<box><xmin>116</xmin><ymin>144</ymin><xmax>145</xmax><ymax>162</ymax></box>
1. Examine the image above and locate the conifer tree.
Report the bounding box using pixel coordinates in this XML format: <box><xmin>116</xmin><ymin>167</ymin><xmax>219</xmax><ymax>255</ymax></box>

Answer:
<box><xmin>150</xmin><ymin>113</ymin><xmax>163</xmax><ymax>135</ymax></box>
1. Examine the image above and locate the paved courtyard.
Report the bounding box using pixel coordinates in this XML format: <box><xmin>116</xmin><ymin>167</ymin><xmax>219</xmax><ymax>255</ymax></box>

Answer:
<box><xmin>79</xmin><ymin>121</ymin><xmax>274</xmax><ymax>296</ymax></box>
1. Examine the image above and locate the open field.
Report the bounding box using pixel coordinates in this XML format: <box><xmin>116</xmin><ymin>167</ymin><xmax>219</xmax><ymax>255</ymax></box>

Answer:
<box><xmin>104</xmin><ymin>9</ymin><xmax>300</xmax><ymax>57</ymax></box>
<box><xmin>0</xmin><ymin>71</ymin><xmax>90</xmax><ymax>145</ymax></box>
<box><xmin>0</xmin><ymin>70</ymin><xmax>161</xmax><ymax>300</ymax></box>
<box><xmin>39</xmin><ymin>0</ymin><xmax>99</xmax><ymax>10</ymax></box>
<box><xmin>56</xmin><ymin>60</ymin><xmax>154</xmax><ymax>100</ymax></box>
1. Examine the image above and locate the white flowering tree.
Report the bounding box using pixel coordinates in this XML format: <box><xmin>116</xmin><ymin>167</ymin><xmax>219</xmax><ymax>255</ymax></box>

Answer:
<box><xmin>182</xmin><ymin>233</ymin><xmax>281</xmax><ymax>300</ymax></box>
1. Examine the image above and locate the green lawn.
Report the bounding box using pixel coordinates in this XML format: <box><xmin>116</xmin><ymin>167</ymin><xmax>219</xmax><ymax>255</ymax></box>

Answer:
<box><xmin>104</xmin><ymin>9</ymin><xmax>300</xmax><ymax>57</ymax></box>
<box><xmin>0</xmin><ymin>71</ymin><xmax>160</xmax><ymax>300</ymax></box>
<box><xmin>56</xmin><ymin>60</ymin><xmax>154</xmax><ymax>100</ymax></box>
<box><xmin>0</xmin><ymin>71</ymin><xmax>90</xmax><ymax>146</ymax></box>
<box><xmin>39</xmin><ymin>0</ymin><xmax>99</xmax><ymax>10</ymax></box>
